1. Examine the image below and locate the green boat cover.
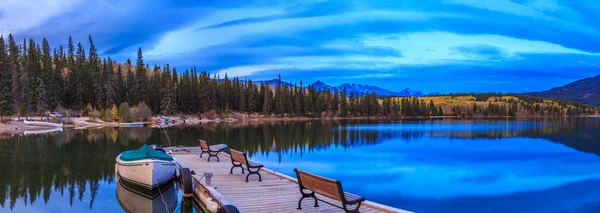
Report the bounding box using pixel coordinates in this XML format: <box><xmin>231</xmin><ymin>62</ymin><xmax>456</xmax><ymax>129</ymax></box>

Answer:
<box><xmin>119</xmin><ymin>144</ymin><xmax>174</xmax><ymax>161</ymax></box>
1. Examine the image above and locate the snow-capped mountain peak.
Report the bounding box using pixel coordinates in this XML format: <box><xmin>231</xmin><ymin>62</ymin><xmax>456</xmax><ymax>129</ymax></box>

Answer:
<box><xmin>247</xmin><ymin>79</ymin><xmax>427</xmax><ymax>97</ymax></box>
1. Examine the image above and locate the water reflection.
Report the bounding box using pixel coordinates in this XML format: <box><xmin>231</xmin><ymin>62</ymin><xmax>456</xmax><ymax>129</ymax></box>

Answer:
<box><xmin>116</xmin><ymin>181</ymin><xmax>177</xmax><ymax>213</ymax></box>
<box><xmin>0</xmin><ymin>118</ymin><xmax>598</xmax><ymax>212</ymax></box>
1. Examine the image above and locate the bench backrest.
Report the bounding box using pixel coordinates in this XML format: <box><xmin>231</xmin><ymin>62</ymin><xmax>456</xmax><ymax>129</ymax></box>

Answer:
<box><xmin>229</xmin><ymin>149</ymin><xmax>247</xmax><ymax>165</ymax></box>
<box><xmin>199</xmin><ymin>139</ymin><xmax>209</xmax><ymax>150</ymax></box>
<box><xmin>295</xmin><ymin>169</ymin><xmax>342</xmax><ymax>200</ymax></box>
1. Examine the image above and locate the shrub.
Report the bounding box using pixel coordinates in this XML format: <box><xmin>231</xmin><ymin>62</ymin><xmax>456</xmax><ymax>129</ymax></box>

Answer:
<box><xmin>131</xmin><ymin>102</ymin><xmax>152</xmax><ymax>122</ymax></box>
<box><xmin>129</xmin><ymin>106</ymin><xmax>138</xmax><ymax>121</ymax></box>
<box><xmin>89</xmin><ymin>110</ymin><xmax>101</xmax><ymax>122</ymax></box>
<box><xmin>118</xmin><ymin>103</ymin><xmax>131</xmax><ymax>122</ymax></box>
<box><xmin>100</xmin><ymin>109</ymin><xmax>113</xmax><ymax>122</ymax></box>
<box><xmin>84</xmin><ymin>103</ymin><xmax>93</xmax><ymax>116</ymax></box>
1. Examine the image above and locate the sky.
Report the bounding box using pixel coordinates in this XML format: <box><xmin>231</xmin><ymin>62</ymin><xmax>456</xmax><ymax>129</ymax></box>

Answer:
<box><xmin>1</xmin><ymin>0</ymin><xmax>600</xmax><ymax>94</ymax></box>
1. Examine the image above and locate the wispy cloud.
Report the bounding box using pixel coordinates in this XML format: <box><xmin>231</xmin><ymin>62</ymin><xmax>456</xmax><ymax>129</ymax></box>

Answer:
<box><xmin>0</xmin><ymin>0</ymin><xmax>80</xmax><ymax>35</ymax></box>
<box><xmin>215</xmin><ymin>64</ymin><xmax>297</xmax><ymax>77</ymax></box>
<box><xmin>322</xmin><ymin>73</ymin><xmax>397</xmax><ymax>79</ymax></box>
<box><xmin>147</xmin><ymin>9</ymin><xmax>471</xmax><ymax>56</ymax></box>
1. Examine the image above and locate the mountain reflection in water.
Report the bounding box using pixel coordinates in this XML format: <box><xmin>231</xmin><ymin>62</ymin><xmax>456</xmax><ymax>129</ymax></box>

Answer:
<box><xmin>0</xmin><ymin>118</ymin><xmax>599</xmax><ymax>212</ymax></box>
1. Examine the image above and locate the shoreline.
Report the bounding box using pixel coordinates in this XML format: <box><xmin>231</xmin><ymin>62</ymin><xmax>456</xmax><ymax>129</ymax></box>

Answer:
<box><xmin>0</xmin><ymin>114</ymin><xmax>596</xmax><ymax>135</ymax></box>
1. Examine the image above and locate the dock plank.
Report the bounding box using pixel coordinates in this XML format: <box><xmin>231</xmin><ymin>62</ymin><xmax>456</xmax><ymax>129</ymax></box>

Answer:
<box><xmin>167</xmin><ymin>147</ymin><xmax>412</xmax><ymax>213</ymax></box>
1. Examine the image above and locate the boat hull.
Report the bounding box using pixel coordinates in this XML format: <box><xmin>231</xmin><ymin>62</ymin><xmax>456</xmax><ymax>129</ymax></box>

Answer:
<box><xmin>116</xmin><ymin>154</ymin><xmax>177</xmax><ymax>197</ymax></box>
<box><xmin>23</xmin><ymin>120</ymin><xmax>63</xmax><ymax>127</ymax></box>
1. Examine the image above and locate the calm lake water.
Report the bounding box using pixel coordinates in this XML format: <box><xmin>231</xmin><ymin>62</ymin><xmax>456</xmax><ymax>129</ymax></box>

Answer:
<box><xmin>1</xmin><ymin>118</ymin><xmax>600</xmax><ymax>213</ymax></box>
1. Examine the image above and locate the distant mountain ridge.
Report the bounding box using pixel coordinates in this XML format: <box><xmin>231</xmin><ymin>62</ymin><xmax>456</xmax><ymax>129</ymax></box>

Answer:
<box><xmin>529</xmin><ymin>74</ymin><xmax>600</xmax><ymax>106</ymax></box>
<box><xmin>251</xmin><ymin>79</ymin><xmax>425</xmax><ymax>97</ymax></box>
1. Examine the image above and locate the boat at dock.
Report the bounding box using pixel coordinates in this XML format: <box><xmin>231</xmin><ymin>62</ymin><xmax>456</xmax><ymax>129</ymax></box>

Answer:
<box><xmin>152</xmin><ymin>116</ymin><xmax>179</xmax><ymax>125</ymax></box>
<box><xmin>115</xmin><ymin>144</ymin><xmax>179</xmax><ymax>197</ymax></box>
<box><xmin>23</xmin><ymin>127</ymin><xmax>63</xmax><ymax>135</ymax></box>
<box><xmin>23</xmin><ymin>120</ymin><xmax>63</xmax><ymax>127</ymax></box>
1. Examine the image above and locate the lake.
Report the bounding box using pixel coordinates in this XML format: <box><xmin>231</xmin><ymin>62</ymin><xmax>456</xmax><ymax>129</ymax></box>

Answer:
<box><xmin>1</xmin><ymin>118</ymin><xmax>600</xmax><ymax>213</ymax></box>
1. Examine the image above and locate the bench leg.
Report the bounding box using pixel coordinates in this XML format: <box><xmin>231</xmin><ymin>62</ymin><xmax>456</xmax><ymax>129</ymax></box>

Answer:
<box><xmin>245</xmin><ymin>167</ymin><xmax>262</xmax><ymax>182</ymax></box>
<box><xmin>342</xmin><ymin>201</ymin><xmax>362</xmax><ymax>213</ymax></box>
<box><xmin>207</xmin><ymin>152</ymin><xmax>220</xmax><ymax>162</ymax></box>
<box><xmin>256</xmin><ymin>167</ymin><xmax>262</xmax><ymax>182</ymax></box>
<box><xmin>297</xmin><ymin>193</ymin><xmax>317</xmax><ymax>210</ymax></box>
<box><xmin>230</xmin><ymin>164</ymin><xmax>244</xmax><ymax>174</ymax></box>
<box><xmin>244</xmin><ymin>173</ymin><xmax>262</xmax><ymax>182</ymax></box>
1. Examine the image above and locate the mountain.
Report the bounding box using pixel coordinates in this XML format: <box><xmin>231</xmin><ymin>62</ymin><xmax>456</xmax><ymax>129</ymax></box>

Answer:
<box><xmin>251</xmin><ymin>79</ymin><xmax>295</xmax><ymax>88</ymax></box>
<box><xmin>529</xmin><ymin>74</ymin><xmax>600</xmax><ymax>106</ymax></box>
<box><xmin>311</xmin><ymin>80</ymin><xmax>424</xmax><ymax>97</ymax></box>
<box><xmin>246</xmin><ymin>79</ymin><xmax>425</xmax><ymax>97</ymax></box>
<box><xmin>247</xmin><ymin>79</ymin><xmax>425</xmax><ymax>97</ymax></box>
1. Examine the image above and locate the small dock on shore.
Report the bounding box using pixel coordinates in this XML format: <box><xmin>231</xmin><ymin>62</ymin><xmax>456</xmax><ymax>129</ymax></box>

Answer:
<box><xmin>164</xmin><ymin>146</ymin><xmax>411</xmax><ymax>213</ymax></box>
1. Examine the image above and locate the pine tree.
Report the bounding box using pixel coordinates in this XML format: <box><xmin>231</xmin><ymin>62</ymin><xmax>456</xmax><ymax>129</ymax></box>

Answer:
<box><xmin>293</xmin><ymin>84</ymin><xmax>304</xmax><ymax>116</ymax></box>
<box><xmin>64</xmin><ymin>36</ymin><xmax>75</xmax><ymax>108</ymax></box>
<box><xmin>297</xmin><ymin>81</ymin><xmax>304</xmax><ymax>115</ymax></box>
<box><xmin>239</xmin><ymin>81</ymin><xmax>246</xmax><ymax>113</ymax></box>
<box><xmin>53</xmin><ymin>46</ymin><xmax>65</xmax><ymax>108</ymax></box>
<box><xmin>116</xmin><ymin>65</ymin><xmax>126</xmax><ymax>105</ymax></box>
<box><xmin>160</xmin><ymin>64</ymin><xmax>175</xmax><ymax>115</ymax></box>
<box><xmin>274</xmin><ymin>74</ymin><xmax>283</xmax><ymax>115</ymax></box>
<box><xmin>0</xmin><ymin>36</ymin><xmax>12</xmax><ymax>118</ymax></box>
<box><xmin>149</xmin><ymin>65</ymin><xmax>162</xmax><ymax>113</ymax></box>
<box><xmin>126</xmin><ymin>59</ymin><xmax>135</xmax><ymax>105</ymax></box>
<box><xmin>74</xmin><ymin>42</ymin><xmax>86</xmax><ymax>109</ymax></box>
<box><xmin>8</xmin><ymin>34</ymin><xmax>20</xmax><ymax>116</ymax></box>
<box><xmin>263</xmin><ymin>85</ymin><xmax>272</xmax><ymax>115</ymax></box>
<box><xmin>247</xmin><ymin>80</ymin><xmax>256</xmax><ymax>113</ymax></box>
<box><xmin>36</xmin><ymin>78</ymin><xmax>48</xmax><ymax>114</ymax></box>
<box><xmin>333</xmin><ymin>88</ymin><xmax>339</xmax><ymax>115</ymax></box>
<box><xmin>21</xmin><ymin>39</ymin><xmax>42</xmax><ymax>116</ymax></box>
<box><xmin>94</xmin><ymin>59</ymin><xmax>106</xmax><ymax>109</ymax></box>
<box><xmin>284</xmin><ymin>84</ymin><xmax>293</xmax><ymax>114</ymax></box>
<box><xmin>340</xmin><ymin>87</ymin><xmax>348</xmax><ymax>117</ymax></box>
<box><xmin>104</xmin><ymin>57</ymin><xmax>116</xmax><ymax>108</ymax></box>
<box><xmin>172</xmin><ymin>67</ymin><xmax>179</xmax><ymax>112</ymax></box>
<box><xmin>41</xmin><ymin>38</ymin><xmax>56</xmax><ymax>109</ymax></box>
<box><xmin>89</xmin><ymin>35</ymin><xmax>103</xmax><ymax>108</ymax></box>
<box><xmin>135</xmin><ymin>48</ymin><xmax>147</xmax><ymax>104</ymax></box>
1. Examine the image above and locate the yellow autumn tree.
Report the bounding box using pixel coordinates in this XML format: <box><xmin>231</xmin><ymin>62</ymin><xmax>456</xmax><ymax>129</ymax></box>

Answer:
<box><xmin>111</xmin><ymin>105</ymin><xmax>118</xmax><ymax>121</ymax></box>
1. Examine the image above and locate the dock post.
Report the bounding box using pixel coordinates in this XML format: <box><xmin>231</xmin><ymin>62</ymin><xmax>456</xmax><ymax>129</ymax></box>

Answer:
<box><xmin>204</xmin><ymin>172</ymin><xmax>213</xmax><ymax>187</ymax></box>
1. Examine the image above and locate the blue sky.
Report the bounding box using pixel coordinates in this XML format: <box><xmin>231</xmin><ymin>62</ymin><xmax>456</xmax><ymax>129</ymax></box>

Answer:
<box><xmin>1</xmin><ymin>0</ymin><xmax>600</xmax><ymax>93</ymax></box>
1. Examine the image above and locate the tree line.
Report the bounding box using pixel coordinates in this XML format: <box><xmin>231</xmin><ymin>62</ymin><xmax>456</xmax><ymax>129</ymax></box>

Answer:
<box><xmin>0</xmin><ymin>34</ymin><xmax>595</xmax><ymax>119</ymax></box>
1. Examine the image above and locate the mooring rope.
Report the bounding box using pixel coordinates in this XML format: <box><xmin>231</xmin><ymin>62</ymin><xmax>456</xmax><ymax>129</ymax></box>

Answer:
<box><xmin>152</xmin><ymin>168</ymin><xmax>170</xmax><ymax>213</ymax></box>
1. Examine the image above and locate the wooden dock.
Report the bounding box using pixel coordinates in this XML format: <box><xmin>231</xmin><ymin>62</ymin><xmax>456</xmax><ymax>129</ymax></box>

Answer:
<box><xmin>165</xmin><ymin>146</ymin><xmax>412</xmax><ymax>213</ymax></box>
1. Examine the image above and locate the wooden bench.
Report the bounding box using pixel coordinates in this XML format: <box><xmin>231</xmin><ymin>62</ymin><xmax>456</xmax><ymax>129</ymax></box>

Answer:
<box><xmin>199</xmin><ymin>139</ymin><xmax>228</xmax><ymax>162</ymax></box>
<box><xmin>229</xmin><ymin>149</ymin><xmax>263</xmax><ymax>182</ymax></box>
<box><xmin>294</xmin><ymin>169</ymin><xmax>365</xmax><ymax>213</ymax></box>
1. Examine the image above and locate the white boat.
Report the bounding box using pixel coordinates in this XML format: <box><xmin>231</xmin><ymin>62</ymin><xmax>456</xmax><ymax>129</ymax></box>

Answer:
<box><xmin>117</xmin><ymin>179</ymin><xmax>178</xmax><ymax>213</ymax></box>
<box><xmin>23</xmin><ymin>127</ymin><xmax>63</xmax><ymax>135</ymax></box>
<box><xmin>115</xmin><ymin>144</ymin><xmax>178</xmax><ymax>196</ymax></box>
<box><xmin>23</xmin><ymin>120</ymin><xmax>63</xmax><ymax>127</ymax></box>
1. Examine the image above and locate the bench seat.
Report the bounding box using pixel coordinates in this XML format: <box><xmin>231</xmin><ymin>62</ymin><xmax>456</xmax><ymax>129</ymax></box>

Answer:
<box><xmin>229</xmin><ymin>149</ymin><xmax>263</xmax><ymax>182</ymax></box>
<box><xmin>199</xmin><ymin>139</ymin><xmax>228</xmax><ymax>162</ymax></box>
<box><xmin>295</xmin><ymin>169</ymin><xmax>365</xmax><ymax>213</ymax></box>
